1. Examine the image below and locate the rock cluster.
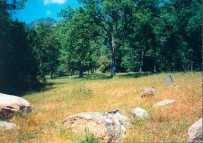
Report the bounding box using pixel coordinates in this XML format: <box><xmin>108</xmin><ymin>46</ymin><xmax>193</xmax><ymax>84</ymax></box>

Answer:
<box><xmin>64</xmin><ymin>110</ymin><xmax>131</xmax><ymax>143</ymax></box>
<box><xmin>0</xmin><ymin>93</ymin><xmax>32</xmax><ymax>130</ymax></box>
<box><xmin>0</xmin><ymin>93</ymin><xmax>31</xmax><ymax>120</ymax></box>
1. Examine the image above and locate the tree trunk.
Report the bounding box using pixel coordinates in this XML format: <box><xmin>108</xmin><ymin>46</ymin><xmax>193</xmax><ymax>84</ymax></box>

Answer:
<box><xmin>79</xmin><ymin>62</ymin><xmax>84</xmax><ymax>78</ymax></box>
<box><xmin>190</xmin><ymin>61</ymin><xmax>193</xmax><ymax>72</ymax></box>
<box><xmin>50</xmin><ymin>72</ymin><xmax>54</xmax><ymax>79</ymax></box>
<box><xmin>139</xmin><ymin>48</ymin><xmax>144</xmax><ymax>73</ymax></box>
<box><xmin>91</xmin><ymin>68</ymin><xmax>94</xmax><ymax>74</ymax></box>
<box><xmin>111</xmin><ymin>35</ymin><xmax>116</xmax><ymax>76</ymax></box>
<box><xmin>153</xmin><ymin>64</ymin><xmax>157</xmax><ymax>73</ymax></box>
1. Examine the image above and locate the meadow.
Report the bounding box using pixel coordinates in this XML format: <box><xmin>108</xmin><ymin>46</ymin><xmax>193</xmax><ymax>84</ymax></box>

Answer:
<box><xmin>0</xmin><ymin>72</ymin><xmax>202</xmax><ymax>143</ymax></box>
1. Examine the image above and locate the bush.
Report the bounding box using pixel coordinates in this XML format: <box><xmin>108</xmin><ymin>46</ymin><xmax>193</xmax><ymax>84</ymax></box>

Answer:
<box><xmin>97</xmin><ymin>56</ymin><xmax>111</xmax><ymax>73</ymax></box>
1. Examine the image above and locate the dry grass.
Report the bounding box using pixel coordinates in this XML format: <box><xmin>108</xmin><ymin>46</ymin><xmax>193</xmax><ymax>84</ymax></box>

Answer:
<box><xmin>0</xmin><ymin>72</ymin><xmax>202</xmax><ymax>143</ymax></box>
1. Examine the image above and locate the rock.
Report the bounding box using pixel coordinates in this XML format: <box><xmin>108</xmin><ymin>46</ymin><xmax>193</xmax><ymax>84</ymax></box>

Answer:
<box><xmin>188</xmin><ymin>118</ymin><xmax>203</xmax><ymax>143</ymax></box>
<box><xmin>130</xmin><ymin>107</ymin><xmax>149</xmax><ymax>119</ymax></box>
<box><xmin>0</xmin><ymin>121</ymin><xmax>17</xmax><ymax>130</ymax></box>
<box><xmin>153</xmin><ymin>99</ymin><xmax>176</xmax><ymax>107</ymax></box>
<box><xmin>164</xmin><ymin>75</ymin><xmax>174</xmax><ymax>86</ymax></box>
<box><xmin>0</xmin><ymin>93</ymin><xmax>32</xmax><ymax>119</ymax></box>
<box><xmin>140</xmin><ymin>87</ymin><xmax>156</xmax><ymax>97</ymax></box>
<box><xmin>64</xmin><ymin>110</ymin><xmax>131</xmax><ymax>143</ymax></box>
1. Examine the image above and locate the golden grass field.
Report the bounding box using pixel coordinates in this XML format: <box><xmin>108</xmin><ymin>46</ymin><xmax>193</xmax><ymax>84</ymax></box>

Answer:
<box><xmin>0</xmin><ymin>72</ymin><xmax>202</xmax><ymax>143</ymax></box>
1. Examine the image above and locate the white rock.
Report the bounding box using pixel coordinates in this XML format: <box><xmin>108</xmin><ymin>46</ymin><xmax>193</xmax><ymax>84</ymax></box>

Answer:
<box><xmin>64</xmin><ymin>110</ymin><xmax>131</xmax><ymax>143</ymax></box>
<box><xmin>0</xmin><ymin>121</ymin><xmax>17</xmax><ymax>130</ymax></box>
<box><xmin>130</xmin><ymin>107</ymin><xmax>149</xmax><ymax>119</ymax></box>
<box><xmin>154</xmin><ymin>99</ymin><xmax>176</xmax><ymax>107</ymax></box>
<box><xmin>0</xmin><ymin>93</ymin><xmax>32</xmax><ymax>119</ymax></box>
<box><xmin>188</xmin><ymin>118</ymin><xmax>203</xmax><ymax>143</ymax></box>
<box><xmin>140</xmin><ymin>87</ymin><xmax>156</xmax><ymax>97</ymax></box>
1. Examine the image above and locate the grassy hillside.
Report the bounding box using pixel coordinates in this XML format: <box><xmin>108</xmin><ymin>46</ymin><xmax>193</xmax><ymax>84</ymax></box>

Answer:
<box><xmin>0</xmin><ymin>72</ymin><xmax>202</xmax><ymax>143</ymax></box>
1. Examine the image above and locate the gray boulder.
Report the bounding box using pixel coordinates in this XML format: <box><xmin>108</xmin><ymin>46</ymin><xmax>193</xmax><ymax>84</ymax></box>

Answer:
<box><xmin>130</xmin><ymin>107</ymin><xmax>149</xmax><ymax>119</ymax></box>
<box><xmin>0</xmin><ymin>93</ymin><xmax>32</xmax><ymax>119</ymax></box>
<box><xmin>63</xmin><ymin>109</ymin><xmax>131</xmax><ymax>143</ymax></box>
<box><xmin>0</xmin><ymin>121</ymin><xmax>17</xmax><ymax>130</ymax></box>
<box><xmin>140</xmin><ymin>87</ymin><xmax>156</xmax><ymax>97</ymax></box>
<box><xmin>164</xmin><ymin>75</ymin><xmax>174</xmax><ymax>86</ymax></box>
<box><xmin>188</xmin><ymin>118</ymin><xmax>203</xmax><ymax>143</ymax></box>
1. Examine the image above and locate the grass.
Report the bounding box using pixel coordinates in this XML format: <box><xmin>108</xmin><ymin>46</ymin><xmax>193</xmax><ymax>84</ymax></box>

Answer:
<box><xmin>79</xmin><ymin>133</ymin><xmax>99</xmax><ymax>143</ymax></box>
<box><xmin>0</xmin><ymin>72</ymin><xmax>202</xmax><ymax>143</ymax></box>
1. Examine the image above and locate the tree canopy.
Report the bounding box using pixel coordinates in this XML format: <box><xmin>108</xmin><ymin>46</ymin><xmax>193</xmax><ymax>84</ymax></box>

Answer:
<box><xmin>0</xmin><ymin>0</ymin><xmax>202</xmax><ymax>94</ymax></box>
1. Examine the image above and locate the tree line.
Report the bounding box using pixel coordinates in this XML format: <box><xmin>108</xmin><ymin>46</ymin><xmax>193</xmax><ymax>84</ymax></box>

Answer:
<box><xmin>0</xmin><ymin>0</ymin><xmax>202</xmax><ymax>94</ymax></box>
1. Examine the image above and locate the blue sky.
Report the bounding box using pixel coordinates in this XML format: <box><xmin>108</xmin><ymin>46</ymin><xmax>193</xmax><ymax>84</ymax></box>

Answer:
<box><xmin>13</xmin><ymin>0</ymin><xmax>79</xmax><ymax>23</ymax></box>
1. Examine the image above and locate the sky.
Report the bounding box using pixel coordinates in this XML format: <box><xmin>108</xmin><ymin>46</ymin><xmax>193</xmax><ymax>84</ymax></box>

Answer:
<box><xmin>13</xmin><ymin>0</ymin><xmax>79</xmax><ymax>23</ymax></box>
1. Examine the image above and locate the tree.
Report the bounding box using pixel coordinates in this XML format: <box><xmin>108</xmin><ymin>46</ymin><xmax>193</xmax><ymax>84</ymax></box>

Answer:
<box><xmin>0</xmin><ymin>1</ymin><xmax>39</xmax><ymax>94</ymax></box>
<box><xmin>31</xmin><ymin>23</ymin><xmax>60</xmax><ymax>80</ymax></box>
<box><xmin>55</xmin><ymin>0</ymin><xmax>202</xmax><ymax>77</ymax></box>
<box><xmin>157</xmin><ymin>0</ymin><xmax>202</xmax><ymax>71</ymax></box>
<box><xmin>78</xmin><ymin>0</ymin><xmax>123</xmax><ymax>76</ymax></box>
<box><xmin>58</xmin><ymin>7</ymin><xmax>100</xmax><ymax>77</ymax></box>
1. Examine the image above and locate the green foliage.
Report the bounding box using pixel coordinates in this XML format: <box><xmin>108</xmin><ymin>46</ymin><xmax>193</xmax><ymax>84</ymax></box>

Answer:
<box><xmin>0</xmin><ymin>0</ymin><xmax>201</xmax><ymax>94</ymax></box>
<box><xmin>62</xmin><ymin>0</ymin><xmax>201</xmax><ymax>75</ymax></box>
<box><xmin>97</xmin><ymin>56</ymin><xmax>111</xmax><ymax>73</ymax></box>
<box><xmin>31</xmin><ymin>23</ymin><xmax>60</xmax><ymax>80</ymax></box>
<box><xmin>0</xmin><ymin>1</ymin><xmax>39</xmax><ymax>94</ymax></box>
<box><xmin>79</xmin><ymin>134</ymin><xmax>99</xmax><ymax>143</ymax></box>
<box><xmin>56</xmin><ymin>8</ymin><xmax>100</xmax><ymax>77</ymax></box>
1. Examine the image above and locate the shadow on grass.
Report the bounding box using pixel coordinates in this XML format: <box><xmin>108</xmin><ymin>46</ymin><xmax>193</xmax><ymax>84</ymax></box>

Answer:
<box><xmin>0</xmin><ymin>81</ymin><xmax>56</xmax><ymax>96</ymax></box>
<box><xmin>72</xmin><ymin>72</ymin><xmax>155</xmax><ymax>80</ymax></box>
<box><xmin>116</xmin><ymin>72</ymin><xmax>153</xmax><ymax>78</ymax></box>
<box><xmin>24</xmin><ymin>73</ymin><xmax>112</xmax><ymax>95</ymax></box>
<box><xmin>73</xmin><ymin>73</ymin><xmax>112</xmax><ymax>81</ymax></box>
<box><xmin>0</xmin><ymin>72</ymin><xmax>155</xmax><ymax>96</ymax></box>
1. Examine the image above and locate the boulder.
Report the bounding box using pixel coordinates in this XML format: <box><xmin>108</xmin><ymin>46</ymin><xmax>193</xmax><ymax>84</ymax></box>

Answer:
<box><xmin>0</xmin><ymin>121</ymin><xmax>17</xmax><ymax>130</ymax></box>
<box><xmin>130</xmin><ymin>107</ymin><xmax>149</xmax><ymax>119</ymax></box>
<box><xmin>0</xmin><ymin>93</ymin><xmax>32</xmax><ymax>119</ymax></box>
<box><xmin>140</xmin><ymin>87</ymin><xmax>156</xmax><ymax>97</ymax></box>
<box><xmin>153</xmin><ymin>99</ymin><xmax>176</xmax><ymax>107</ymax></box>
<box><xmin>164</xmin><ymin>75</ymin><xmax>174</xmax><ymax>86</ymax></box>
<box><xmin>63</xmin><ymin>109</ymin><xmax>131</xmax><ymax>143</ymax></box>
<box><xmin>188</xmin><ymin>118</ymin><xmax>203</xmax><ymax>143</ymax></box>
